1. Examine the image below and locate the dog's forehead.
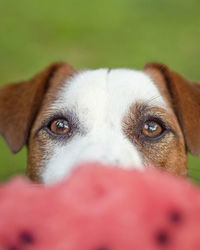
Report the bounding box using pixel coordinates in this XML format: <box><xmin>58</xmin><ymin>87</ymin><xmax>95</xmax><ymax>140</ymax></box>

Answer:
<box><xmin>51</xmin><ymin>69</ymin><xmax>167</xmax><ymax>126</ymax></box>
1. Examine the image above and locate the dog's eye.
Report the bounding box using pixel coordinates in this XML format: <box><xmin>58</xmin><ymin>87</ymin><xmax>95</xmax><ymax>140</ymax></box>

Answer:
<box><xmin>142</xmin><ymin>120</ymin><xmax>163</xmax><ymax>138</ymax></box>
<box><xmin>49</xmin><ymin>119</ymin><xmax>71</xmax><ymax>135</ymax></box>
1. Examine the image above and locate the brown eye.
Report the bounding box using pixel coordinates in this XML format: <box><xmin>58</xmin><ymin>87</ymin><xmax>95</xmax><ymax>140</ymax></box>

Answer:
<box><xmin>49</xmin><ymin>119</ymin><xmax>71</xmax><ymax>135</ymax></box>
<box><xmin>142</xmin><ymin>121</ymin><xmax>163</xmax><ymax>138</ymax></box>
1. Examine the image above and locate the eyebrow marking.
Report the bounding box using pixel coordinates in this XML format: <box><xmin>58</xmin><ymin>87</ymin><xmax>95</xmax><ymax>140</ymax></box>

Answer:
<box><xmin>123</xmin><ymin>103</ymin><xmax>178</xmax><ymax>139</ymax></box>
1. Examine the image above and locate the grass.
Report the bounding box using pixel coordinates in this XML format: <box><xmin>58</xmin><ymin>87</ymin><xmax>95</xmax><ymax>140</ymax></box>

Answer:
<box><xmin>0</xmin><ymin>0</ymin><xmax>199</xmax><ymax>183</ymax></box>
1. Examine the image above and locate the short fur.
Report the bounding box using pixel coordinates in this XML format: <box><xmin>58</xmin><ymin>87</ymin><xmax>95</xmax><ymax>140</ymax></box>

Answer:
<box><xmin>0</xmin><ymin>62</ymin><xmax>199</xmax><ymax>183</ymax></box>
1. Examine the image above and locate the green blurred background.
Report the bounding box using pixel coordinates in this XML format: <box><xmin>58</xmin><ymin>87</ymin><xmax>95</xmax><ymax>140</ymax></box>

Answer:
<box><xmin>0</xmin><ymin>0</ymin><xmax>200</xmax><ymax>183</ymax></box>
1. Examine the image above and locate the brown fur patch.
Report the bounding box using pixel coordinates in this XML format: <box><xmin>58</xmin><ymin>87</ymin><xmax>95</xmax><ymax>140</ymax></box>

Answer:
<box><xmin>123</xmin><ymin>103</ymin><xmax>187</xmax><ymax>176</ymax></box>
<box><xmin>27</xmin><ymin>65</ymin><xmax>75</xmax><ymax>181</ymax></box>
<box><xmin>0</xmin><ymin>62</ymin><xmax>75</xmax><ymax>181</ymax></box>
<box><xmin>144</xmin><ymin>63</ymin><xmax>200</xmax><ymax>156</ymax></box>
<box><xmin>0</xmin><ymin>62</ymin><xmax>74</xmax><ymax>154</ymax></box>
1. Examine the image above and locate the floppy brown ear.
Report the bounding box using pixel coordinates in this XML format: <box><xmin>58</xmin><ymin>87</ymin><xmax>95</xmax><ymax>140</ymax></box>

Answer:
<box><xmin>0</xmin><ymin>62</ymin><xmax>74</xmax><ymax>153</ymax></box>
<box><xmin>144</xmin><ymin>63</ymin><xmax>200</xmax><ymax>156</ymax></box>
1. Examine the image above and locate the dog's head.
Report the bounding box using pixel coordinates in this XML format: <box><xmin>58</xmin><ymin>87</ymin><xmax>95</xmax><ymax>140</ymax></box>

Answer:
<box><xmin>0</xmin><ymin>62</ymin><xmax>200</xmax><ymax>183</ymax></box>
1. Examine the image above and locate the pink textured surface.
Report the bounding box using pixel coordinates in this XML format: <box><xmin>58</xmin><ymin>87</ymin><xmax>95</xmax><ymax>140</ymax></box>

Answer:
<box><xmin>0</xmin><ymin>163</ymin><xmax>200</xmax><ymax>250</ymax></box>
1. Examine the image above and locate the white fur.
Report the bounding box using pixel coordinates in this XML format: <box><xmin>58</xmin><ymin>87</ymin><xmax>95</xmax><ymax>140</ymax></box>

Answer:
<box><xmin>42</xmin><ymin>69</ymin><xmax>167</xmax><ymax>184</ymax></box>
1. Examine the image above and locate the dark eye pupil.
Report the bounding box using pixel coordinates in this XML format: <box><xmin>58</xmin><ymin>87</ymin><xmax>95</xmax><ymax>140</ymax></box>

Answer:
<box><xmin>56</xmin><ymin>120</ymin><xmax>69</xmax><ymax>130</ymax></box>
<box><xmin>145</xmin><ymin>122</ymin><xmax>158</xmax><ymax>132</ymax></box>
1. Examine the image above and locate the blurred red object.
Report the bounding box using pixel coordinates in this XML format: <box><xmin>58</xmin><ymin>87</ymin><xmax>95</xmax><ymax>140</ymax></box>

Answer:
<box><xmin>0</xmin><ymin>163</ymin><xmax>200</xmax><ymax>250</ymax></box>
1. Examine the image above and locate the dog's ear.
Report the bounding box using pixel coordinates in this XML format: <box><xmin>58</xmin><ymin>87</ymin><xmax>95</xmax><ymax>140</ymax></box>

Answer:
<box><xmin>144</xmin><ymin>63</ymin><xmax>200</xmax><ymax>156</ymax></box>
<box><xmin>0</xmin><ymin>62</ymin><xmax>74</xmax><ymax>153</ymax></box>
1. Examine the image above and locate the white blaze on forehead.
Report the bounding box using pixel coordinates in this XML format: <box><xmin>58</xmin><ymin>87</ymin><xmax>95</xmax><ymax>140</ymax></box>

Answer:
<box><xmin>51</xmin><ymin>68</ymin><xmax>166</xmax><ymax>129</ymax></box>
<box><xmin>42</xmin><ymin>68</ymin><xmax>167</xmax><ymax>184</ymax></box>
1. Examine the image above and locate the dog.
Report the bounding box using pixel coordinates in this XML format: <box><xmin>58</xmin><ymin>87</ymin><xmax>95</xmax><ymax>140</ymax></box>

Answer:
<box><xmin>0</xmin><ymin>62</ymin><xmax>200</xmax><ymax>183</ymax></box>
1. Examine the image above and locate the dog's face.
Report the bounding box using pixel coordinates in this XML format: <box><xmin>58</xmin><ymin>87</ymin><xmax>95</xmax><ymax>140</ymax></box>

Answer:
<box><xmin>0</xmin><ymin>63</ymin><xmax>200</xmax><ymax>183</ymax></box>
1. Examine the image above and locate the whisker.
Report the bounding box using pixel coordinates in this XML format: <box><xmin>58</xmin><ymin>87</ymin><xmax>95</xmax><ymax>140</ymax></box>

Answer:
<box><xmin>143</xmin><ymin>95</ymin><xmax>161</xmax><ymax>106</ymax></box>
